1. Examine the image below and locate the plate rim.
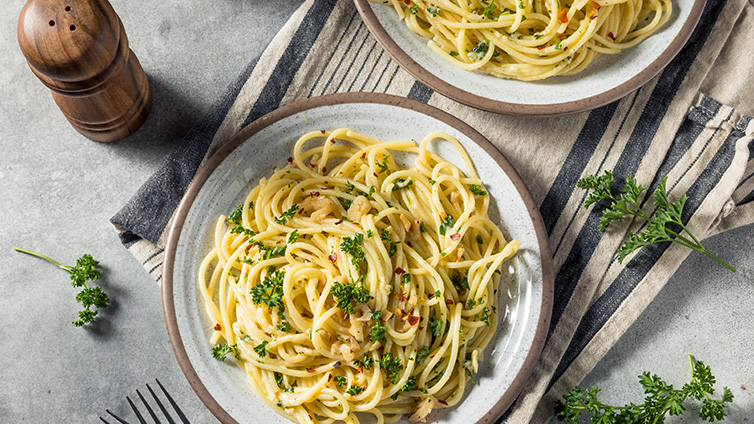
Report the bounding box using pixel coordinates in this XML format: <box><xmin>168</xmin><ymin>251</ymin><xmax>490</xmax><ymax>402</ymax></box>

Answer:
<box><xmin>352</xmin><ymin>0</ymin><xmax>706</xmax><ymax>116</ymax></box>
<box><xmin>162</xmin><ymin>92</ymin><xmax>554</xmax><ymax>423</ymax></box>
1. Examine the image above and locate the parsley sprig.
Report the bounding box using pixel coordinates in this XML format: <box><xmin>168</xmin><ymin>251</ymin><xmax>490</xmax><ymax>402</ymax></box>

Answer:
<box><xmin>578</xmin><ymin>172</ymin><xmax>735</xmax><ymax>272</ymax></box>
<box><xmin>330</xmin><ymin>280</ymin><xmax>371</xmax><ymax>314</ymax></box>
<box><xmin>14</xmin><ymin>248</ymin><xmax>109</xmax><ymax>326</ymax></box>
<box><xmin>555</xmin><ymin>355</ymin><xmax>733</xmax><ymax>423</ymax></box>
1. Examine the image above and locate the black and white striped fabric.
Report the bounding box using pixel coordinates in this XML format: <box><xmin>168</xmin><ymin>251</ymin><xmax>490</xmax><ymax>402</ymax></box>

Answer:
<box><xmin>111</xmin><ymin>0</ymin><xmax>754</xmax><ymax>421</ymax></box>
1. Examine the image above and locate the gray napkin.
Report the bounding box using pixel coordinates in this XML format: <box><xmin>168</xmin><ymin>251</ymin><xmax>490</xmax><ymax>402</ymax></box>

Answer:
<box><xmin>112</xmin><ymin>0</ymin><xmax>754</xmax><ymax>421</ymax></box>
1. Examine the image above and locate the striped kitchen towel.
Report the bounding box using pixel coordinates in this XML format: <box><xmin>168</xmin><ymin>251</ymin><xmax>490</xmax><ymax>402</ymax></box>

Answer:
<box><xmin>111</xmin><ymin>0</ymin><xmax>754</xmax><ymax>421</ymax></box>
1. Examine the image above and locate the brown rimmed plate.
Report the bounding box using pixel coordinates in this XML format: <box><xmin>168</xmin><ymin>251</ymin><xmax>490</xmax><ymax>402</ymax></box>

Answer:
<box><xmin>163</xmin><ymin>92</ymin><xmax>553</xmax><ymax>423</ymax></box>
<box><xmin>353</xmin><ymin>0</ymin><xmax>705</xmax><ymax>116</ymax></box>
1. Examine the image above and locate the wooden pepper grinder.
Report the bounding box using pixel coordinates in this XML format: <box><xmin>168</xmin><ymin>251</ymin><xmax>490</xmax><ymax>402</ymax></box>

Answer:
<box><xmin>18</xmin><ymin>0</ymin><xmax>151</xmax><ymax>142</ymax></box>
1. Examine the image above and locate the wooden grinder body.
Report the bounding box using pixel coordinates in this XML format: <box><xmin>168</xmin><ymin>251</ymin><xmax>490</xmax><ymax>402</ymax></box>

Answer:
<box><xmin>18</xmin><ymin>0</ymin><xmax>151</xmax><ymax>142</ymax></box>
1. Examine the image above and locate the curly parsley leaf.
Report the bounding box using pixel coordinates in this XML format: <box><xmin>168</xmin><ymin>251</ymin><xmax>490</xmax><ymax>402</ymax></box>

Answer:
<box><xmin>578</xmin><ymin>172</ymin><xmax>735</xmax><ymax>272</ymax></box>
<box><xmin>554</xmin><ymin>354</ymin><xmax>733</xmax><ymax>423</ymax></box>
<box><xmin>251</xmin><ymin>269</ymin><xmax>285</xmax><ymax>309</ymax></box>
<box><xmin>341</xmin><ymin>233</ymin><xmax>366</xmax><ymax>269</ymax></box>
<box><xmin>331</xmin><ymin>280</ymin><xmax>371</xmax><ymax>314</ymax></box>
<box><xmin>370</xmin><ymin>321</ymin><xmax>388</xmax><ymax>342</ymax></box>
<box><xmin>14</xmin><ymin>248</ymin><xmax>109</xmax><ymax>327</ymax></box>
<box><xmin>211</xmin><ymin>343</ymin><xmax>239</xmax><ymax>361</ymax></box>
<box><xmin>379</xmin><ymin>353</ymin><xmax>403</xmax><ymax>384</ymax></box>
<box><xmin>416</xmin><ymin>346</ymin><xmax>430</xmax><ymax>366</ymax></box>
<box><xmin>429</xmin><ymin>315</ymin><xmax>443</xmax><ymax>338</ymax></box>
<box><xmin>380</xmin><ymin>229</ymin><xmax>398</xmax><ymax>257</ymax></box>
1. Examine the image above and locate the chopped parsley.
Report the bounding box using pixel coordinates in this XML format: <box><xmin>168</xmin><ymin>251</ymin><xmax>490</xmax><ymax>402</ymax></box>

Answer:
<box><xmin>276</xmin><ymin>320</ymin><xmax>291</xmax><ymax>332</ymax></box>
<box><xmin>477</xmin><ymin>235</ymin><xmax>484</xmax><ymax>244</ymax></box>
<box><xmin>331</xmin><ymin>281</ymin><xmax>371</xmax><ymax>314</ymax></box>
<box><xmin>402</xmin><ymin>376</ymin><xmax>417</xmax><ymax>392</ymax></box>
<box><xmin>274</xmin><ymin>204</ymin><xmax>299</xmax><ymax>225</ymax></box>
<box><xmin>251</xmin><ymin>269</ymin><xmax>285</xmax><ymax>309</ymax></box>
<box><xmin>380</xmin><ymin>353</ymin><xmax>404</xmax><ymax>384</ymax></box>
<box><xmin>439</xmin><ymin>214</ymin><xmax>454</xmax><ymax>236</ymax></box>
<box><xmin>449</xmin><ymin>51</ymin><xmax>459</xmax><ymax>57</ymax></box>
<box><xmin>254</xmin><ymin>341</ymin><xmax>269</xmax><ymax>358</ymax></box>
<box><xmin>370</xmin><ymin>321</ymin><xmax>388</xmax><ymax>342</ymax></box>
<box><xmin>427</xmin><ymin>5</ymin><xmax>440</xmax><ymax>16</ymax></box>
<box><xmin>340</xmin><ymin>233</ymin><xmax>366</xmax><ymax>269</ymax></box>
<box><xmin>212</xmin><ymin>343</ymin><xmax>239</xmax><ymax>361</ymax></box>
<box><xmin>469</xmin><ymin>184</ymin><xmax>487</xmax><ymax>196</ymax></box>
<box><xmin>480</xmin><ymin>307</ymin><xmax>492</xmax><ymax>325</ymax></box>
<box><xmin>451</xmin><ymin>271</ymin><xmax>469</xmax><ymax>292</ymax></box>
<box><xmin>371</xmin><ymin>309</ymin><xmax>383</xmax><ymax>320</ymax></box>
<box><xmin>401</xmin><ymin>274</ymin><xmax>411</xmax><ymax>284</ymax></box>
<box><xmin>338</xmin><ymin>197</ymin><xmax>353</xmax><ymax>210</ymax></box>
<box><xmin>287</xmin><ymin>229</ymin><xmax>299</xmax><ymax>244</ymax></box>
<box><xmin>392</xmin><ymin>177</ymin><xmax>414</xmax><ymax>191</ymax></box>
<box><xmin>410</xmin><ymin>4</ymin><xmax>419</xmax><ymax>14</ymax></box>
<box><xmin>334</xmin><ymin>376</ymin><xmax>347</xmax><ymax>387</ymax></box>
<box><xmin>377</xmin><ymin>155</ymin><xmax>390</xmax><ymax>174</ymax></box>
<box><xmin>346</xmin><ymin>385</ymin><xmax>364</xmax><ymax>396</ymax></box>
<box><xmin>366</xmin><ymin>229</ymin><xmax>374</xmax><ymax>238</ymax></box>
<box><xmin>275</xmin><ymin>372</ymin><xmax>284</xmax><ymax>388</ymax></box>
<box><xmin>416</xmin><ymin>347</ymin><xmax>430</xmax><ymax>366</ymax></box>
<box><xmin>430</xmin><ymin>315</ymin><xmax>443</xmax><ymax>338</ymax></box>
<box><xmin>380</xmin><ymin>229</ymin><xmax>398</xmax><ymax>257</ymax></box>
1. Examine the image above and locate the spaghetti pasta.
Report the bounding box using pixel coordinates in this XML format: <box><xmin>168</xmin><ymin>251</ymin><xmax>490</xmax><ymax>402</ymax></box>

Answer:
<box><xmin>375</xmin><ymin>0</ymin><xmax>672</xmax><ymax>80</ymax></box>
<box><xmin>198</xmin><ymin>128</ymin><xmax>519</xmax><ymax>424</ymax></box>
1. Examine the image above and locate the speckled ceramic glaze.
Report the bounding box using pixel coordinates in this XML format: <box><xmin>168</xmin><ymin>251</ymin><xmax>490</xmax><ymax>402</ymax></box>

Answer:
<box><xmin>163</xmin><ymin>93</ymin><xmax>553</xmax><ymax>424</ymax></box>
<box><xmin>353</xmin><ymin>0</ymin><xmax>705</xmax><ymax>116</ymax></box>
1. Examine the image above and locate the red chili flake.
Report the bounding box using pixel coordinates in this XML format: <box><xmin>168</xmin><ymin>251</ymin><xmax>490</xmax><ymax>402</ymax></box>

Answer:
<box><xmin>330</xmin><ymin>139</ymin><xmax>335</xmax><ymax>144</ymax></box>
<box><xmin>588</xmin><ymin>10</ymin><xmax>597</xmax><ymax>19</ymax></box>
<box><xmin>446</xmin><ymin>299</ymin><xmax>455</xmax><ymax>305</ymax></box>
<box><xmin>327</xmin><ymin>374</ymin><xmax>333</xmax><ymax>381</ymax></box>
<box><xmin>333</xmin><ymin>361</ymin><xmax>342</xmax><ymax>368</ymax></box>
<box><xmin>394</xmin><ymin>267</ymin><xmax>406</xmax><ymax>275</ymax></box>
<box><xmin>407</xmin><ymin>315</ymin><xmax>419</xmax><ymax>326</ymax></box>
<box><xmin>557</xmin><ymin>8</ymin><xmax>568</xmax><ymax>23</ymax></box>
<box><xmin>450</xmin><ymin>233</ymin><xmax>461</xmax><ymax>241</ymax></box>
<box><xmin>320</xmin><ymin>130</ymin><xmax>326</xmax><ymax>134</ymax></box>
<box><xmin>741</xmin><ymin>384</ymin><xmax>747</xmax><ymax>391</ymax></box>
<box><xmin>438</xmin><ymin>400</ymin><xmax>448</xmax><ymax>406</ymax></box>
<box><xmin>310</xmin><ymin>162</ymin><xmax>317</xmax><ymax>168</ymax></box>
<box><xmin>406</xmin><ymin>241</ymin><xmax>413</xmax><ymax>248</ymax></box>
<box><xmin>311</xmin><ymin>191</ymin><xmax>320</xmax><ymax>197</ymax></box>
<box><xmin>321</xmin><ymin>167</ymin><xmax>327</xmax><ymax>173</ymax></box>
<box><xmin>306</xmin><ymin>368</ymin><xmax>317</xmax><ymax>373</ymax></box>
<box><xmin>287</xmin><ymin>157</ymin><xmax>293</xmax><ymax>164</ymax></box>
<box><xmin>537</xmin><ymin>46</ymin><xmax>546</xmax><ymax>50</ymax></box>
<box><xmin>214</xmin><ymin>323</ymin><xmax>222</xmax><ymax>331</ymax></box>
<box><xmin>591</xmin><ymin>1</ymin><xmax>601</xmax><ymax>8</ymax></box>
<box><xmin>329</xmin><ymin>253</ymin><xmax>337</xmax><ymax>263</ymax></box>
<box><xmin>607</xmin><ymin>32</ymin><xmax>616</xmax><ymax>41</ymax></box>
<box><xmin>404</xmin><ymin>0</ymin><xmax>410</xmax><ymax>4</ymax></box>
<box><xmin>335</xmin><ymin>217</ymin><xmax>346</xmax><ymax>225</ymax></box>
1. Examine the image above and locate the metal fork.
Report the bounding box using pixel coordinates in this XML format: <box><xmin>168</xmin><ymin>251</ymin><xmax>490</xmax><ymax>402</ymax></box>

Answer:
<box><xmin>100</xmin><ymin>379</ymin><xmax>190</xmax><ymax>424</ymax></box>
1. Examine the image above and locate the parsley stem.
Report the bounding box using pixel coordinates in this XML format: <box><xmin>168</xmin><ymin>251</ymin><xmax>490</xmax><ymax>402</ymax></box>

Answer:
<box><xmin>13</xmin><ymin>247</ymin><xmax>68</xmax><ymax>270</ymax></box>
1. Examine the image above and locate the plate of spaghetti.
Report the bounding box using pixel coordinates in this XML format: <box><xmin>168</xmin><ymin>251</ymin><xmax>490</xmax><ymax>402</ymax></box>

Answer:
<box><xmin>354</xmin><ymin>0</ymin><xmax>704</xmax><ymax>115</ymax></box>
<box><xmin>163</xmin><ymin>93</ymin><xmax>553</xmax><ymax>424</ymax></box>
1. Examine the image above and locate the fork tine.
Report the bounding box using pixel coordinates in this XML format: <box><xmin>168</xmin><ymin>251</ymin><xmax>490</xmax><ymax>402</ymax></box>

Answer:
<box><xmin>105</xmin><ymin>409</ymin><xmax>132</xmax><ymax>424</ymax></box>
<box><xmin>136</xmin><ymin>389</ymin><xmax>162</xmax><ymax>423</ymax></box>
<box><xmin>99</xmin><ymin>418</ymin><xmax>113</xmax><ymax>424</ymax></box>
<box><xmin>127</xmin><ymin>395</ymin><xmax>148</xmax><ymax>424</ymax></box>
<box><xmin>155</xmin><ymin>379</ymin><xmax>191</xmax><ymax>424</ymax></box>
<box><xmin>147</xmin><ymin>383</ymin><xmax>176</xmax><ymax>424</ymax></box>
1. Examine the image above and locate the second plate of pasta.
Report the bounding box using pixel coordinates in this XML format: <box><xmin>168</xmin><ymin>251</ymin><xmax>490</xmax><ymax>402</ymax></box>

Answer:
<box><xmin>163</xmin><ymin>93</ymin><xmax>553</xmax><ymax>423</ymax></box>
<box><xmin>354</xmin><ymin>0</ymin><xmax>705</xmax><ymax>115</ymax></box>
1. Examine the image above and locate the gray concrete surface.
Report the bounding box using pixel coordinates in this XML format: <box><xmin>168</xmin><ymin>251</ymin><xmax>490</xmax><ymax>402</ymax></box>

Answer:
<box><xmin>0</xmin><ymin>1</ymin><xmax>751</xmax><ymax>423</ymax></box>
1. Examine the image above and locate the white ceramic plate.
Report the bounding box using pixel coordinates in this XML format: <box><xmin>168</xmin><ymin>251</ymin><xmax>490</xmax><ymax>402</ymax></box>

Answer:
<box><xmin>163</xmin><ymin>93</ymin><xmax>553</xmax><ymax>423</ymax></box>
<box><xmin>353</xmin><ymin>0</ymin><xmax>705</xmax><ymax>115</ymax></box>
